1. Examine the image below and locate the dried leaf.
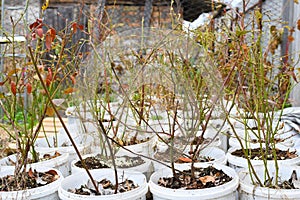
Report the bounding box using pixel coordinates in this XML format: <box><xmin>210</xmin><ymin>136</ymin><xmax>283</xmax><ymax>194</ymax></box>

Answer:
<box><xmin>46</xmin><ymin>107</ymin><xmax>55</xmax><ymax>116</ymax></box>
<box><xmin>10</xmin><ymin>81</ymin><xmax>16</xmax><ymax>95</ymax></box>
<box><xmin>64</xmin><ymin>87</ymin><xmax>76</xmax><ymax>94</ymax></box>
<box><xmin>295</xmin><ymin>0</ymin><xmax>299</xmax><ymax>4</ymax></box>
<box><xmin>288</xmin><ymin>35</ymin><xmax>294</xmax><ymax>42</ymax></box>
<box><xmin>297</xmin><ymin>19</ymin><xmax>300</xmax><ymax>31</ymax></box>
<box><xmin>46</xmin><ymin>68</ymin><xmax>53</xmax><ymax>86</ymax></box>
<box><xmin>46</xmin><ymin>169</ymin><xmax>58</xmax><ymax>176</ymax></box>
<box><xmin>71</xmin><ymin>22</ymin><xmax>78</xmax><ymax>34</ymax></box>
<box><xmin>176</xmin><ymin>157</ymin><xmax>192</xmax><ymax>163</ymax></box>
<box><xmin>26</xmin><ymin>83</ymin><xmax>32</xmax><ymax>94</ymax></box>
<box><xmin>199</xmin><ymin>175</ymin><xmax>215</xmax><ymax>185</ymax></box>
<box><xmin>36</xmin><ymin>28</ymin><xmax>43</xmax><ymax>38</ymax></box>
<box><xmin>70</xmin><ymin>75</ymin><xmax>76</xmax><ymax>85</ymax></box>
<box><xmin>45</xmin><ymin>28</ymin><xmax>56</xmax><ymax>50</ymax></box>
<box><xmin>8</xmin><ymin>68</ymin><xmax>21</xmax><ymax>77</ymax></box>
<box><xmin>28</xmin><ymin>168</ymin><xmax>35</xmax><ymax>178</ymax></box>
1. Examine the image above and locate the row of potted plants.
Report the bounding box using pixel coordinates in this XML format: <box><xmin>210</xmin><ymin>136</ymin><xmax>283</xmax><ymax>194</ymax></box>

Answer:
<box><xmin>1</xmin><ymin>0</ymin><xmax>300</xmax><ymax>199</ymax></box>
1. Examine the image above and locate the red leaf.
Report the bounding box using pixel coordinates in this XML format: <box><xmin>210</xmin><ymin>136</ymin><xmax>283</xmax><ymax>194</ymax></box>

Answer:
<box><xmin>28</xmin><ymin>168</ymin><xmax>35</xmax><ymax>178</ymax></box>
<box><xmin>10</xmin><ymin>81</ymin><xmax>16</xmax><ymax>95</ymax></box>
<box><xmin>46</xmin><ymin>68</ymin><xmax>53</xmax><ymax>86</ymax></box>
<box><xmin>36</xmin><ymin>28</ymin><xmax>43</xmax><ymax>38</ymax></box>
<box><xmin>46</xmin><ymin>169</ymin><xmax>58</xmax><ymax>176</ymax></box>
<box><xmin>78</xmin><ymin>25</ymin><xmax>84</xmax><ymax>30</ymax></box>
<box><xmin>29</xmin><ymin>21</ymin><xmax>39</xmax><ymax>30</ymax></box>
<box><xmin>26</xmin><ymin>83</ymin><xmax>32</xmax><ymax>94</ymax></box>
<box><xmin>45</xmin><ymin>28</ymin><xmax>56</xmax><ymax>50</ymax></box>
<box><xmin>71</xmin><ymin>22</ymin><xmax>77</xmax><ymax>34</ymax></box>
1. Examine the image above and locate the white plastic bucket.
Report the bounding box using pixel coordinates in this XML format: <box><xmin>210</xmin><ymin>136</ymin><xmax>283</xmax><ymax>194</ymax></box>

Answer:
<box><xmin>239</xmin><ymin>164</ymin><xmax>300</xmax><ymax>200</ymax></box>
<box><xmin>228</xmin><ymin>128</ymin><xmax>295</xmax><ymax>148</ymax></box>
<box><xmin>0</xmin><ymin>166</ymin><xmax>63</xmax><ymax>200</ymax></box>
<box><xmin>227</xmin><ymin>147</ymin><xmax>300</xmax><ymax>172</ymax></box>
<box><xmin>35</xmin><ymin>135</ymin><xmax>93</xmax><ymax>174</ymax></box>
<box><xmin>58</xmin><ymin>168</ymin><xmax>148</xmax><ymax>200</ymax></box>
<box><xmin>0</xmin><ymin>151</ymin><xmax>69</xmax><ymax>177</ymax></box>
<box><xmin>115</xmin><ymin>135</ymin><xmax>156</xmax><ymax>158</ymax></box>
<box><xmin>152</xmin><ymin>147</ymin><xmax>227</xmax><ymax>171</ymax></box>
<box><xmin>149</xmin><ymin>163</ymin><xmax>239</xmax><ymax>200</ymax></box>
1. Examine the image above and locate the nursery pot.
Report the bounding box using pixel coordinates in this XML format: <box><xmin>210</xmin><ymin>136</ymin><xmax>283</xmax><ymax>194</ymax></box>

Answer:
<box><xmin>35</xmin><ymin>134</ymin><xmax>93</xmax><ymax>174</ymax></box>
<box><xmin>115</xmin><ymin>133</ymin><xmax>156</xmax><ymax>158</ymax></box>
<box><xmin>0</xmin><ymin>150</ymin><xmax>69</xmax><ymax>177</ymax></box>
<box><xmin>228</xmin><ymin>128</ymin><xmax>295</xmax><ymax>149</ymax></box>
<box><xmin>149</xmin><ymin>163</ymin><xmax>239</xmax><ymax>200</ymax></box>
<box><xmin>0</xmin><ymin>166</ymin><xmax>63</xmax><ymax>200</ymax></box>
<box><xmin>227</xmin><ymin>146</ymin><xmax>300</xmax><ymax>172</ymax></box>
<box><xmin>239</xmin><ymin>164</ymin><xmax>300</xmax><ymax>200</ymax></box>
<box><xmin>58</xmin><ymin>168</ymin><xmax>148</xmax><ymax>200</ymax></box>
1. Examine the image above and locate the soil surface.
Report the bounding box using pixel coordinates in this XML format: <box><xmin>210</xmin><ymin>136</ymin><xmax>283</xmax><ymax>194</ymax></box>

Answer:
<box><xmin>0</xmin><ymin>168</ymin><xmax>60</xmax><ymax>191</ymax></box>
<box><xmin>231</xmin><ymin>148</ymin><xmax>297</xmax><ymax>160</ymax></box>
<box><xmin>154</xmin><ymin>147</ymin><xmax>214</xmax><ymax>163</ymax></box>
<box><xmin>75</xmin><ymin>155</ymin><xmax>145</xmax><ymax>169</ymax></box>
<box><xmin>158</xmin><ymin>165</ymin><xmax>232</xmax><ymax>189</ymax></box>
<box><xmin>70</xmin><ymin>178</ymin><xmax>139</xmax><ymax>195</ymax></box>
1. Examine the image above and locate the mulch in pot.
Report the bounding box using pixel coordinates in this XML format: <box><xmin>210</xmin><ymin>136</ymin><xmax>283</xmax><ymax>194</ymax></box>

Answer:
<box><xmin>231</xmin><ymin>148</ymin><xmax>297</xmax><ymax>160</ymax></box>
<box><xmin>74</xmin><ymin>155</ymin><xmax>145</xmax><ymax>169</ymax></box>
<box><xmin>158</xmin><ymin>165</ymin><xmax>232</xmax><ymax>189</ymax></box>
<box><xmin>154</xmin><ymin>147</ymin><xmax>215</xmax><ymax>164</ymax></box>
<box><xmin>0</xmin><ymin>168</ymin><xmax>60</xmax><ymax>191</ymax></box>
<box><xmin>69</xmin><ymin>178</ymin><xmax>139</xmax><ymax>195</ymax></box>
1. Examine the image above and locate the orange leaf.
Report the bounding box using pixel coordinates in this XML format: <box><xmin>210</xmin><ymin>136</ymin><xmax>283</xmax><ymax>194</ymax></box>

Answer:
<box><xmin>10</xmin><ymin>81</ymin><xmax>16</xmax><ymax>95</ymax></box>
<box><xmin>70</xmin><ymin>75</ymin><xmax>76</xmax><ymax>85</ymax></box>
<box><xmin>45</xmin><ymin>28</ymin><xmax>56</xmax><ymax>50</ymax></box>
<box><xmin>8</xmin><ymin>68</ymin><xmax>20</xmax><ymax>77</ymax></box>
<box><xmin>297</xmin><ymin>19</ymin><xmax>300</xmax><ymax>31</ymax></box>
<box><xmin>46</xmin><ymin>169</ymin><xmax>58</xmax><ymax>176</ymax></box>
<box><xmin>176</xmin><ymin>157</ymin><xmax>192</xmax><ymax>163</ymax></box>
<box><xmin>288</xmin><ymin>35</ymin><xmax>294</xmax><ymax>42</ymax></box>
<box><xmin>28</xmin><ymin>168</ymin><xmax>35</xmax><ymax>178</ymax></box>
<box><xmin>64</xmin><ymin>87</ymin><xmax>76</xmax><ymax>94</ymax></box>
<box><xmin>46</xmin><ymin>107</ymin><xmax>55</xmax><ymax>116</ymax></box>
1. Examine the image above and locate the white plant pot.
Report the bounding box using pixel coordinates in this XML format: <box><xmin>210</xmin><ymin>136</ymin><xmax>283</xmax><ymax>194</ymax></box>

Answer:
<box><xmin>153</xmin><ymin>146</ymin><xmax>227</xmax><ymax>171</ymax></box>
<box><xmin>70</xmin><ymin>153</ymin><xmax>151</xmax><ymax>175</ymax></box>
<box><xmin>115</xmin><ymin>134</ymin><xmax>156</xmax><ymax>158</ymax></box>
<box><xmin>58</xmin><ymin>168</ymin><xmax>148</xmax><ymax>200</ymax></box>
<box><xmin>227</xmin><ymin>146</ymin><xmax>300</xmax><ymax>172</ymax></box>
<box><xmin>228</xmin><ymin>128</ymin><xmax>295</xmax><ymax>148</ymax></box>
<box><xmin>35</xmin><ymin>135</ymin><xmax>92</xmax><ymax>174</ymax></box>
<box><xmin>239</xmin><ymin>164</ymin><xmax>300</xmax><ymax>200</ymax></box>
<box><xmin>149</xmin><ymin>163</ymin><xmax>239</xmax><ymax>200</ymax></box>
<box><xmin>0</xmin><ymin>166</ymin><xmax>63</xmax><ymax>200</ymax></box>
<box><xmin>0</xmin><ymin>151</ymin><xmax>69</xmax><ymax>177</ymax></box>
